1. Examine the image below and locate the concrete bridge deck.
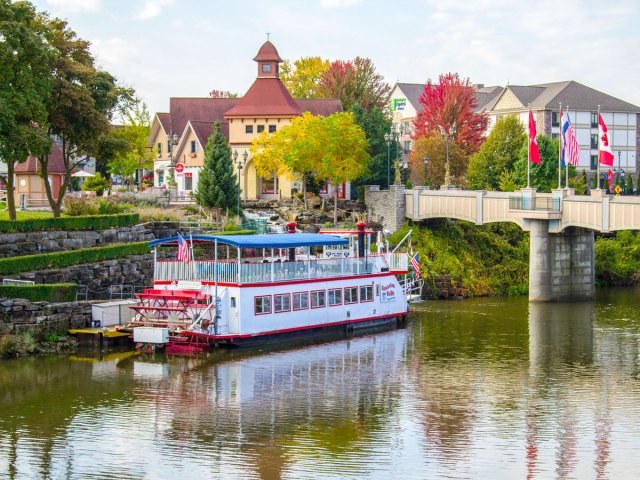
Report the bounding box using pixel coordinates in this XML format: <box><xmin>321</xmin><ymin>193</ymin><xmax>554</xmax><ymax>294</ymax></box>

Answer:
<box><xmin>365</xmin><ymin>185</ymin><xmax>640</xmax><ymax>303</ymax></box>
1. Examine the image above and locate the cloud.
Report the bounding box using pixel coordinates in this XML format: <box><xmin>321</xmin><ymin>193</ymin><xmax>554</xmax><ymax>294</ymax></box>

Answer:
<box><xmin>136</xmin><ymin>0</ymin><xmax>174</xmax><ymax>20</ymax></box>
<box><xmin>91</xmin><ymin>37</ymin><xmax>140</xmax><ymax>71</ymax></box>
<box><xmin>45</xmin><ymin>0</ymin><xmax>101</xmax><ymax>13</ymax></box>
<box><xmin>320</xmin><ymin>0</ymin><xmax>363</xmax><ymax>8</ymax></box>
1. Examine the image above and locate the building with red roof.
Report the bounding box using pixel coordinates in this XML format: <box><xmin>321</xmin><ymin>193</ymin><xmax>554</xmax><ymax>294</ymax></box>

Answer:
<box><xmin>148</xmin><ymin>40</ymin><xmax>342</xmax><ymax>200</ymax></box>
<box><xmin>14</xmin><ymin>141</ymin><xmax>66</xmax><ymax>207</ymax></box>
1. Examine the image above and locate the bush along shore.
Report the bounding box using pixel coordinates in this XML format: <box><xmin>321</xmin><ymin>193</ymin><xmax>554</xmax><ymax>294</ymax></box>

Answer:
<box><xmin>395</xmin><ymin>221</ymin><xmax>640</xmax><ymax>299</ymax></box>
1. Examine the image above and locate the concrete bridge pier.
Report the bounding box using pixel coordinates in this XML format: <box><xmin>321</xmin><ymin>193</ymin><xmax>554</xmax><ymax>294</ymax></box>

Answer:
<box><xmin>528</xmin><ymin>220</ymin><xmax>595</xmax><ymax>302</ymax></box>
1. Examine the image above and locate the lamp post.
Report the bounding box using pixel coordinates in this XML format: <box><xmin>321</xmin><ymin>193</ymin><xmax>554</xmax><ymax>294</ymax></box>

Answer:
<box><xmin>617</xmin><ymin>151</ymin><xmax>621</xmax><ymax>187</ymax></box>
<box><xmin>384</xmin><ymin>132</ymin><xmax>392</xmax><ymax>188</ymax></box>
<box><xmin>233</xmin><ymin>149</ymin><xmax>248</xmax><ymax>216</ymax></box>
<box><xmin>165</xmin><ymin>132</ymin><xmax>179</xmax><ymax>191</ymax></box>
<box><xmin>440</xmin><ymin>125</ymin><xmax>455</xmax><ymax>188</ymax></box>
<box><xmin>423</xmin><ymin>157</ymin><xmax>429</xmax><ymax>187</ymax></box>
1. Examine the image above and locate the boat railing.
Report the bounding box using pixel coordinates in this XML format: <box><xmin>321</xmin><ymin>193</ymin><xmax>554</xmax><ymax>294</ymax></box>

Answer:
<box><xmin>154</xmin><ymin>254</ymin><xmax>405</xmax><ymax>284</ymax></box>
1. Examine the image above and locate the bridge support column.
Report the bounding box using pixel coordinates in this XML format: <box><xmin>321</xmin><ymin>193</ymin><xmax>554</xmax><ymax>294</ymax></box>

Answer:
<box><xmin>529</xmin><ymin>221</ymin><xmax>595</xmax><ymax>302</ymax></box>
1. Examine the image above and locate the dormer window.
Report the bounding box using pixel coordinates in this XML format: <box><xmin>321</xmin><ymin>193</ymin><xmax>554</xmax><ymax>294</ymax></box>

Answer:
<box><xmin>262</xmin><ymin>63</ymin><xmax>271</xmax><ymax>74</ymax></box>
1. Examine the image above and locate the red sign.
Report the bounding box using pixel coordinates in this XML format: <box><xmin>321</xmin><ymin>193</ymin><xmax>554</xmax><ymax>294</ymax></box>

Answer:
<box><xmin>184</xmin><ymin>173</ymin><xmax>192</xmax><ymax>178</ymax></box>
<box><xmin>175</xmin><ymin>163</ymin><xmax>185</xmax><ymax>173</ymax></box>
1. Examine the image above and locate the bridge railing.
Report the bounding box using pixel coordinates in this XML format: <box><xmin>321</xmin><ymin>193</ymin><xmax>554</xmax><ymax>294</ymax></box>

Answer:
<box><xmin>509</xmin><ymin>196</ymin><xmax>561</xmax><ymax>212</ymax></box>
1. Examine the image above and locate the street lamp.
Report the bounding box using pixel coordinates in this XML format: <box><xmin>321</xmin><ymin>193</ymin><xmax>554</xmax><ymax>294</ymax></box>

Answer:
<box><xmin>423</xmin><ymin>157</ymin><xmax>429</xmax><ymax>187</ymax></box>
<box><xmin>384</xmin><ymin>132</ymin><xmax>392</xmax><ymax>188</ymax></box>
<box><xmin>440</xmin><ymin>125</ymin><xmax>455</xmax><ymax>188</ymax></box>
<box><xmin>617</xmin><ymin>151</ymin><xmax>621</xmax><ymax>187</ymax></box>
<box><xmin>233</xmin><ymin>149</ymin><xmax>248</xmax><ymax>216</ymax></box>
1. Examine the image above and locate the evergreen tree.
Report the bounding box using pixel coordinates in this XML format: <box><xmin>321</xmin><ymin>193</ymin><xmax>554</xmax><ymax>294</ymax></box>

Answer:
<box><xmin>626</xmin><ymin>174</ymin><xmax>634</xmax><ymax>195</ymax></box>
<box><xmin>195</xmin><ymin>122</ymin><xmax>239</xmax><ymax>216</ymax></box>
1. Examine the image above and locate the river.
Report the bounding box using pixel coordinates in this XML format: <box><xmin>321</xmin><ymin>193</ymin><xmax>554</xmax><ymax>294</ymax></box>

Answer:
<box><xmin>1</xmin><ymin>288</ymin><xmax>639</xmax><ymax>480</ymax></box>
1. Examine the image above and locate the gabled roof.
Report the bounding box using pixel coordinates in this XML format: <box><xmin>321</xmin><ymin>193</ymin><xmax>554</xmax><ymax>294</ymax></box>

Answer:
<box><xmin>191</xmin><ymin>121</ymin><xmax>217</xmax><ymax>147</ymax></box>
<box><xmin>395</xmin><ymin>83</ymin><xmax>427</xmax><ymax>111</ymax></box>
<box><xmin>475</xmin><ymin>86</ymin><xmax>504</xmax><ymax>111</ymax></box>
<box><xmin>295</xmin><ymin>98</ymin><xmax>343</xmax><ymax>116</ymax></box>
<box><xmin>253</xmin><ymin>41</ymin><xmax>283</xmax><ymax>63</ymax></box>
<box><xmin>170</xmin><ymin>97</ymin><xmax>240</xmax><ymax>135</ymax></box>
<box><xmin>224</xmin><ymin>78</ymin><xmax>302</xmax><ymax>117</ymax></box>
<box><xmin>506</xmin><ymin>85</ymin><xmax>546</xmax><ymax>108</ymax></box>
<box><xmin>157</xmin><ymin>112</ymin><xmax>171</xmax><ymax>133</ymax></box>
<box><xmin>15</xmin><ymin>141</ymin><xmax>66</xmax><ymax>174</ymax></box>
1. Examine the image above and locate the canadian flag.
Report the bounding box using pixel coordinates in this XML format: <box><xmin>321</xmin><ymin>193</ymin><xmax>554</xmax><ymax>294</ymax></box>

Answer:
<box><xmin>607</xmin><ymin>169</ymin><xmax>614</xmax><ymax>190</ymax></box>
<box><xmin>528</xmin><ymin>110</ymin><xmax>541</xmax><ymax>164</ymax></box>
<box><xmin>598</xmin><ymin>113</ymin><xmax>614</xmax><ymax>166</ymax></box>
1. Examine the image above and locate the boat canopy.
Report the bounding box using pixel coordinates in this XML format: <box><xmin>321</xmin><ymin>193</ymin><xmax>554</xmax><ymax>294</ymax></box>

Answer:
<box><xmin>148</xmin><ymin>233</ymin><xmax>349</xmax><ymax>249</ymax></box>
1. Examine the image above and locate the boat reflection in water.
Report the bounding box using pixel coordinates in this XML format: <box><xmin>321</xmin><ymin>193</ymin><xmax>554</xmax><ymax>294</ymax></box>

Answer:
<box><xmin>2</xmin><ymin>291</ymin><xmax>640</xmax><ymax>479</ymax></box>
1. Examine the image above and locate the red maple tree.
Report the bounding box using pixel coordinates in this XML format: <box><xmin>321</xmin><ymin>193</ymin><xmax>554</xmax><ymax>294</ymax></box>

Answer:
<box><xmin>413</xmin><ymin>73</ymin><xmax>488</xmax><ymax>154</ymax></box>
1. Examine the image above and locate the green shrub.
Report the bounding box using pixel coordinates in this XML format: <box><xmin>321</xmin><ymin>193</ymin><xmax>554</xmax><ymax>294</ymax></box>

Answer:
<box><xmin>0</xmin><ymin>213</ymin><xmax>139</xmax><ymax>233</ymax></box>
<box><xmin>63</xmin><ymin>196</ymin><xmax>99</xmax><ymax>216</ymax></box>
<box><xmin>82</xmin><ymin>173</ymin><xmax>110</xmax><ymax>196</ymax></box>
<box><xmin>0</xmin><ymin>242</ymin><xmax>150</xmax><ymax>275</ymax></box>
<box><xmin>0</xmin><ymin>332</ymin><xmax>37</xmax><ymax>358</ymax></box>
<box><xmin>0</xmin><ymin>283</ymin><xmax>77</xmax><ymax>302</ymax></box>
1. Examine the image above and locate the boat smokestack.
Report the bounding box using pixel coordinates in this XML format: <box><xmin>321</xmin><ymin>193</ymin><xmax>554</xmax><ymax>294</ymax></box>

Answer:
<box><xmin>287</xmin><ymin>221</ymin><xmax>297</xmax><ymax>261</ymax></box>
<box><xmin>356</xmin><ymin>221</ymin><xmax>366</xmax><ymax>258</ymax></box>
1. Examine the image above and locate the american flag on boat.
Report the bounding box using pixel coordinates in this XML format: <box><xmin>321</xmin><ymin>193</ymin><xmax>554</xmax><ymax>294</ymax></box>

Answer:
<box><xmin>410</xmin><ymin>252</ymin><xmax>420</xmax><ymax>277</ymax></box>
<box><xmin>176</xmin><ymin>232</ymin><xmax>191</xmax><ymax>263</ymax></box>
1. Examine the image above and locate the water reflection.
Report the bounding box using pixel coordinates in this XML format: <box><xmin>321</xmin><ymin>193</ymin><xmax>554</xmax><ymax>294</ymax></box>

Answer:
<box><xmin>1</xmin><ymin>291</ymin><xmax>640</xmax><ymax>479</ymax></box>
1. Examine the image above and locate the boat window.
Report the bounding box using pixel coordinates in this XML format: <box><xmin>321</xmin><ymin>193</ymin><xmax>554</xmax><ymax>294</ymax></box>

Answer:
<box><xmin>274</xmin><ymin>293</ymin><xmax>291</xmax><ymax>313</ymax></box>
<box><xmin>311</xmin><ymin>290</ymin><xmax>326</xmax><ymax>308</ymax></box>
<box><xmin>254</xmin><ymin>295</ymin><xmax>272</xmax><ymax>315</ymax></box>
<box><xmin>328</xmin><ymin>288</ymin><xmax>342</xmax><ymax>306</ymax></box>
<box><xmin>344</xmin><ymin>287</ymin><xmax>358</xmax><ymax>304</ymax></box>
<box><xmin>230</xmin><ymin>297</ymin><xmax>236</xmax><ymax>308</ymax></box>
<box><xmin>293</xmin><ymin>292</ymin><xmax>309</xmax><ymax>310</ymax></box>
<box><xmin>360</xmin><ymin>285</ymin><xmax>373</xmax><ymax>302</ymax></box>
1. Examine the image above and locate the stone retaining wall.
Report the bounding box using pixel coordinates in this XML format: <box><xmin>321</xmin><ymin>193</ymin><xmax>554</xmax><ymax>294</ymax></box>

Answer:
<box><xmin>365</xmin><ymin>185</ymin><xmax>406</xmax><ymax>233</ymax></box>
<box><xmin>0</xmin><ymin>224</ymin><xmax>154</xmax><ymax>258</ymax></box>
<box><xmin>1</xmin><ymin>253</ymin><xmax>163</xmax><ymax>297</ymax></box>
<box><xmin>0</xmin><ymin>299</ymin><xmax>91</xmax><ymax>336</ymax></box>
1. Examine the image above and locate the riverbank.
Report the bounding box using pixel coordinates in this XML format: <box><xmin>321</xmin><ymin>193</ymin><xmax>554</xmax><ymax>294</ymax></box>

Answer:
<box><xmin>0</xmin><ymin>332</ymin><xmax>79</xmax><ymax>358</ymax></box>
<box><xmin>395</xmin><ymin>221</ymin><xmax>640</xmax><ymax>299</ymax></box>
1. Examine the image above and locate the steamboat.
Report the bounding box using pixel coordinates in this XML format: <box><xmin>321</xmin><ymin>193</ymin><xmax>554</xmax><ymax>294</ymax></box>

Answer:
<box><xmin>127</xmin><ymin>222</ymin><xmax>419</xmax><ymax>351</ymax></box>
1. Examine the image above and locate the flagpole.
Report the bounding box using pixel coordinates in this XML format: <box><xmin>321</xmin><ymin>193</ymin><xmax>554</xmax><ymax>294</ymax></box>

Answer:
<box><xmin>597</xmin><ymin>105</ymin><xmax>601</xmax><ymax>190</ymax></box>
<box><xmin>527</xmin><ymin>106</ymin><xmax>531</xmax><ymax>188</ymax></box>
<box><xmin>565</xmin><ymin>105</ymin><xmax>570</xmax><ymax>189</ymax></box>
<box><xmin>558</xmin><ymin>102</ymin><xmax>562</xmax><ymax>189</ymax></box>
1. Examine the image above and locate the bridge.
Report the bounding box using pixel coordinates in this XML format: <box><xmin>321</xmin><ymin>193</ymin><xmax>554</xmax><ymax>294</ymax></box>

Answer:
<box><xmin>365</xmin><ymin>186</ymin><xmax>640</xmax><ymax>302</ymax></box>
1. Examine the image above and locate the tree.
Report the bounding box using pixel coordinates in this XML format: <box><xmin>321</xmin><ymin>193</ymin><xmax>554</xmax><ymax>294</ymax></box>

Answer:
<box><xmin>195</xmin><ymin>122</ymin><xmax>238</xmax><ymax>217</ymax></box>
<box><xmin>318</xmin><ymin>57</ymin><xmax>391</xmax><ymax>112</ymax></box>
<box><xmin>251</xmin><ymin>112</ymin><xmax>325</xmax><ymax>209</ymax></box>
<box><xmin>315</xmin><ymin>112</ymin><xmax>370</xmax><ymax>225</ymax></box>
<box><xmin>280</xmin><ymin>57</ymin><xmax>330</xmax><ymax>98</ymax></box>
<box><xmin>513</xmin><ymin>135</ymin><xmax>570</xmax><ymax>192</ymax></box>
<box><xmin>108</xmin><ymin>99</ymin><xmax>153</xmax><ymax>188</ymax></box>
<box><xmin>413</xmin><ymin>73</ymin><xmax>488</xmax><ymax>155</ymax></box>
<box><xmin>408</xmin><ymin>136</ymin><xmax>468</xmax><ymax>189</ymax></box>
<box><xmin>0</xmin><ymin>0</ymin><xmax>53</xmax><ymax>219</ymax></box>
<box><xmin>36</xmin><ymin>16</ymin><xmax>132</xmax><ymax>216</ymax></box>
<box><xmin>349</xmin><ymin>103</ymin><xmax>394</xmax><ymax>193</ymax></box>
<box><xmin>467</xmin><ymin>115</ymin><xmax>526</xmax><ymax>190</ymax></box>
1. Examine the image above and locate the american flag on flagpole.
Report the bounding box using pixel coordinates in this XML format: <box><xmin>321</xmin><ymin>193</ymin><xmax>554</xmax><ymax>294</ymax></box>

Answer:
<box><xmin>561</xmin><ymin>111</ymin><xmax>580</xmax><ymax>167</ymax></box>
<box><xmin>410</xmin><ymin>252</ymin><xmax>420</xmax><ymax>277</ymax></box>
<box><xmin>176</xmin><ymin>232</ymin><xmax>191</xmax><ymax>263</ymax></box>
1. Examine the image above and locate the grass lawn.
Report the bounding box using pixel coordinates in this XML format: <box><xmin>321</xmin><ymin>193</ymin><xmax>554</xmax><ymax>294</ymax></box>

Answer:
<box><xmin>0</xmin><ymin>210</ymin><xmax>53</xmax><ymax>220</ymax></box>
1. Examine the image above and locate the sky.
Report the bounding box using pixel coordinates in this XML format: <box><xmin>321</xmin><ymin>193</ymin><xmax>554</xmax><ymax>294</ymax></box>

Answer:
<box><xmin>31</xmin><ymin>0</ymin><xmax>640</xmax><ymax>117</ymax></box>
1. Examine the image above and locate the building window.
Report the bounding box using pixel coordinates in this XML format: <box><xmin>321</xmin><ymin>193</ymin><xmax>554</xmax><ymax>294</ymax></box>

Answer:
<box><xmin>274</xmin><ymin>293</ymin><xmax>291</xmax><ymax>313</ymax></box>
<box><xmin>311</xmin><ymin>290</ymin><xmax>325</xmax><ymax>308</ymax></box>
<box><xmin>344</xmin><ymin>287</ymin><xmax>358</xmax><ymax>304</ymax></box>
<box><xmin>269</xmin><ymin>125</ymin><xmax>276</xmax><ymax>133</ymax></box>
<box><xmin>404</xmin><ymin>140</ymin><xmax>412</xmax><ymax>153</ymax></box>
<box><xmin>591</xmin><ymin>112</ymin><xmax>598</xmax><ymax>128</ymax></box>
<box><xmin>254</xmin><ymin>295</ymin><xmax>272</xmax><ymax>315</ymax></box>
<box><xmin>552</xmin><ymin>111</ymin><xmax>560</xmax><ymax>127</ymax></box>
<box><xmin>157</xmin><ymin>173</ymin><xmax>164</xmax><ymax>185</ymax></box>
<box><xmin>157</xmin><ymin>142</ymin><xmax>162</xmax><ymax>154</ymax></box>
<box><xmin>184</xmin><ymin>173</ymin><xmax>193</xmax><ymax>191</ymax></box>
<box><xmin>190</xmin><ymin>140</ymin><xmax>197</xmax><ymax>153</ymax></box>
<box><xmin>360</xmin><ymin>285</ymin><xmax>373</xmax><ymax>302</ymax></box>
<box><xmin>293</xmin><ymin>292</ymin><xmax>308</xmax><ymax>310</ymax></box>
<box><xmin>591</xmin><ymin>155</ymin><xmax>598</xmax><ymax>170</ymax></box>
<box><xmin>262</xmin><ymin>63</ymin><xmax>271</xmax><ymax>73</ymax></box>
<box><xmin>551</xmin><ymin>133</ymin><xmax>559</xmax><ymax>140</ymax></box>
<box><xmin>257</xmin><ymin>125</ymin><xmax>265</xmax><ymax>133</ymax></box>
<box><xmin>167</xmin><ymin>140</ymin><xmax>172</xmax><ymax>153</ymax></box>
<box><xmin>328</xmin><ymin>288</ymin><xmax>342</xmax><ymax>306</ymax></box>
<box><xmin>403</xmin><ymin>122</ymin><xmax>412</xmax><ymax>134</ymax></box>
<box><xmin>245</xmin><ymin>125</ymin><xmax>253</xmax><ymax>134</ymax></box>
<box><xmin>591</xmin><ymin>134</ymin><xmax>598</xmax><ymax>149</ymax></box>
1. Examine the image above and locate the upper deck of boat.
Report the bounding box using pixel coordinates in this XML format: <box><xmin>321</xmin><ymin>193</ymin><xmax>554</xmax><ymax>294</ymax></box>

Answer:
<box><xmin>149</xmin><ymin>233</ymin><xmax>408</xmax><ymax>285</ymax></box>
